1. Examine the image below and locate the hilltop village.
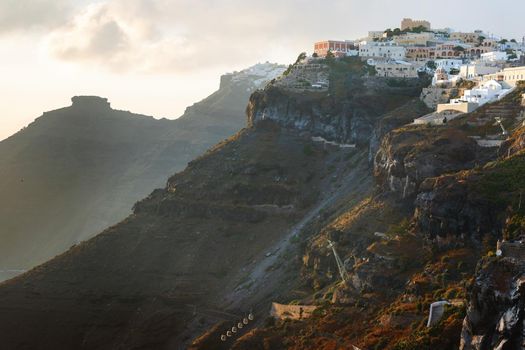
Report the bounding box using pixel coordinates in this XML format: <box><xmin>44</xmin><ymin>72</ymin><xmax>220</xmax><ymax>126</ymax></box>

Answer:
<box><xmin>273</xmin><ymin>18</ymin><xmax>525</xmax><ymax>148</ymax></box>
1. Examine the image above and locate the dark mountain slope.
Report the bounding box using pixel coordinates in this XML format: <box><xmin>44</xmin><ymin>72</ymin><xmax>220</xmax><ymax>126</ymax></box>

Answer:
<box><xmin>0</xmin><ymin>57</ymin><xmax>430</xmax><ymax>349</ymax></box>
<box><xmin>0</xmin><ymin>63</ymin><xmax>285</xmax><ymax>281</ymax></box>
<box><xmin>0</xmin><ymin>123</ymin><xmax>345</xmax><ymax>349</ymax></box>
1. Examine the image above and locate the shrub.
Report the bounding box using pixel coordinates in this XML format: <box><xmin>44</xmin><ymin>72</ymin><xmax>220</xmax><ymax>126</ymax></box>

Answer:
<box><xmin>303</xmin><ymin>145</ymin><xmax>314</xmax><ymax>156</ymax></box>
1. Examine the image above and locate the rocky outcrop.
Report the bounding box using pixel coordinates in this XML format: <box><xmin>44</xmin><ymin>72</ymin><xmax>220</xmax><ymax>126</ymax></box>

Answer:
<box><xmin>499</xmin><ymin>126</ymin><xmax>525</xmax><ymax>158</ymax></box>
<box><xmin>420</xmin><ymin>87</ymin><xmax>458</xmax><ymax>109</ymax></box>
<box><xmin>414</xmin><ymin>174</ymin><xmax>501</xmax><ymax>241</ymax></box>
<box><xmin>70</xmin><ymin>95</ymin><xmax>111</xmax><ymax>110</ymax></box>
<box><xmin>374</xmin><ymin>126</ymin><xmax>480</xmax><ymax>199</ymax></box>
<box><xmin>368</xmin><ymin>99</ymin><xmax>431</xmax><ymax>163</ymax></box>
<box><xmin>247</xmin><ymin>85</ymin><xmax>370</xmax><ymax>145</ymax></box>
<box><xmin>414</xmin><ymin>144</ymin><xmax>525</xmax><ymax>241</ymax></box>
<box><xmin>247</xmin><ymin>59</ymin><xmax>426</xmax><ymax>148</ymax></box>
<box><xmin>460</xmin><ymin>257</ymin><xmax>525</xmax><ymax>350</ymax></box>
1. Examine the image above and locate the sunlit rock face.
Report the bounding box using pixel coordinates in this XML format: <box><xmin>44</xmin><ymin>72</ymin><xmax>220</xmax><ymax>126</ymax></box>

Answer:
<box><xmin>461</xmin><ymin>257</ymin><xmax>525</xmax><ymax>350</ymax></box>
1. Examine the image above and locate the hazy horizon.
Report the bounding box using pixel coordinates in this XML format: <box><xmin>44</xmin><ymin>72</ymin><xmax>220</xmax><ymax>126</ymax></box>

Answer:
<box><xmin>1</xmin><ymin>0</ymin><xmax>524</xmax><ymax>141</ymax></box>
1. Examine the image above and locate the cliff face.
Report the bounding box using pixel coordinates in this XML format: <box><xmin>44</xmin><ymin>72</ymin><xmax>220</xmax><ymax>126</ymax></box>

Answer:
<box><xmin>247</xmin><ymin>58</ymin><xmax>427</xmax><ymax>147</ymax></box>
<box><xmin>221</xmin><ymin>75</ymin><xmax>525</xmax><ymax>350</ymax></box>
<box><xmin>414</xmin><ymin>130</ymin><xmax>525</xmax><ymax>241</ymax></box>
<box><xmin>461</xmin><ymin>257</ymin><xmax>525</xmax><ymax>350</ymax></box>
<box><xmin>374</xmin><ymin>126</ymin><xmax>482</xmax><ymax>199</ymax></box>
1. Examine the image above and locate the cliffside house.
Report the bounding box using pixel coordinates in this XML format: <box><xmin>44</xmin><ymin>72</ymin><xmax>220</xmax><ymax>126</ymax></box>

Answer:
<box><xmin>450</xmin><ymin>80</ymin><xmax>508</xmax><ymax>106</ymax></box>
<box><xmin>437</xmin><ymin>79</ymin><xmax>510</xmax><ymax>114</ymax></box>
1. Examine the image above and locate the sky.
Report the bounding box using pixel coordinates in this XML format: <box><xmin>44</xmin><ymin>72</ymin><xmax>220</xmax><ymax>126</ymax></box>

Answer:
<box><xmin>1</xmin><ymin>0</ymin><xmax>524</xmax><ymax>141</ymax></box>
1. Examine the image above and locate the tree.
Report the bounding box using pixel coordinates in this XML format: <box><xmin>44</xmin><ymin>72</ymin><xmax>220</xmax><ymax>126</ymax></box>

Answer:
<box><xmin>499</xmin><ymin>39</ymin><xmax>508</xmax><ymax>45</ymax></box>
<box><xmin>511</xmin><ymin>39</ymin><xmax>517</xmax><ymax>43</ymax></box>
<box><xmin>426</xmin><ymin>60</ymin><xmax>437</xmax><ymax>70</ymax></box>
<box><xmin>312</xmin><ymin>52</ymin><xmax>319</xmax><ymax>58</ymax></box>
<box><xmin>295</xmin><ymin>52</ymin><xmax>307</xmax><ymax>63</ymax></box>
<box><xmin>449</xmin><ymin>68</ymin><xmax>460</xmax><ymax>75</ymax></box>
<box><xmin>453</xmin><ymin>46</ymin><xmax>465</xmax><ymax>52</ymax></box>
<box><xmin>325</xmin><ymin>50</ymin><xmax>335</xmax><ymax>61</ymax></box>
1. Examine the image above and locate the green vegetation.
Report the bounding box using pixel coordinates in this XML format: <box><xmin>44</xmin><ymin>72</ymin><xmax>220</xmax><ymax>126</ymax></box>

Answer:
<box><xmin>426</xmin><ymin>60</ymin><xmax>437</xmax><ymax>70</ymax></box>
<box><xmin>384</xmin><ymin>26</ymin><xmax>429</xmax><ymax>38</ymax></box>
<box><xmin>303</xmin><ymin>144</ymin><xmax>314</xmax><ymax>156</ymax></box>
<box><xmin>387</xmin><ymin>218</ymin><xmax>410</xmax><ymax>237</ymax></box>
<box><xmin>321</xmin><ymin>56</ymin><xmax>373</xmax><ymax>99</ymax></box>
<box><xmin>474</xmin><ymin>153</ymin><xmax>525</xmax><ymax>207</ymax></box>
<box><xmin>295</xmin><ymin>52</ymin><xmax>307</xmax><ymax>63</ymax></box>
<box><xmin>386</xmin><ymin>78</ymin><xmax>412</xmax><ymax>87</ymax></box>
<box><xmin>390</xmin><ymin>305</ymin><xmax>466</xmax><ymax>350</ymax></box>
<box><xmin>504</xmin><ymin>213</ymin><xmax>525</xmax><ymax>240</ymax></box>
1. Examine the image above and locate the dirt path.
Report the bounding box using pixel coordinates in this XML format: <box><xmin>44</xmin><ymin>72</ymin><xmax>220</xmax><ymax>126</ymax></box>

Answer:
<box><xmin>222</xmin><ymin>151</ymin><xmax>372</xmax><ymax>312</ymax></box>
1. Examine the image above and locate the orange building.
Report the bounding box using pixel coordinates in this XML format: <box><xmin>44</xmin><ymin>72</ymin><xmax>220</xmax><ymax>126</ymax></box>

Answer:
<box><xmin>314</xmin><ymin>40</ymin><xmax>356</xmax><ymax>57</ymax></box>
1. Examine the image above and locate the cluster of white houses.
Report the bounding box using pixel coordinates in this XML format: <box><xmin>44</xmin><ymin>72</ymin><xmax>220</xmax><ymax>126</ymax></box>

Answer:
<box><xmin>313</xmin><ymin>18</ymin><xmax>525</xmax><ymax>80</ymax></box>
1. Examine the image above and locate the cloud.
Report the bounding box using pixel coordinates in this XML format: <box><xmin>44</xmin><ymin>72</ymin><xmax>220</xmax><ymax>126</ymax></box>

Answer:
<box><xmin>0</xmin><ymin>0</ymin><xmax>72</xmax><ymax>34</ymax></box>
<box><xmin>46</xmin><ymin>3</ymin><xmax>132</xmax><ymax>70</ymax></box>
<box><xmin>24</xmin><ymin>0</ymin><xmax>525</xmax><ymax>74</ymax></box>
<box><xmin>43</xmin><ymin>0</ymin><xmax>339</xmax><ymax>74</ymax></box>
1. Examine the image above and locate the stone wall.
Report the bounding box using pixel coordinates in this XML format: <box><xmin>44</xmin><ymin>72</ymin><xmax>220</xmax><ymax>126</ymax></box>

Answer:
<box><xmin>270</xmin><ymin>303</ymin><xmax>317</xmax><ymax>320</ymax></box>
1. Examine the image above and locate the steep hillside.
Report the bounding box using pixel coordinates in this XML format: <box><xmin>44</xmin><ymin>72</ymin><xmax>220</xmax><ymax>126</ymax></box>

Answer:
<box><xmin>211</xmin><ymin>81</ymin><xmax>525</xmax><ymax>349</ymax></box>
<box><xmin>1</xmin><ymin>56</ymin><xmax>521</xmax><ymax>350</ymax></box>
<box><xmin>0</xmin><ymin>63</ymin><xmax>285</xmax><ymax>282</ymax></box>
<box><xmin>0</xmin><ymin>122</ymin><xmax>366</xmax><ymax>349</ymax></box>
<box><xmin>0</xmin><ymin>56</ymin><xmax>431</xmax><ymax>349</ymax></box>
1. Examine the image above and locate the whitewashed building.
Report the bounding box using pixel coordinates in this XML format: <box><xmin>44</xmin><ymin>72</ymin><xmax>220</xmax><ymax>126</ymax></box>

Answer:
<box><xmin>459</xmin><ymin>63</ymin><xmax>500</xmax><ymax>79</ymax></box>
<box><xmin>435</xmin><ymin>59</ymin><xmax>463</xmax><ymax>73</ymax></box>
<box><xmin>359</xmin><ymin>41</ymin><xmax>406</xmax><ymax>59</ymax></box>
<box><xmin>451</xmin><ymin>80</ymin><xmax>508</xmax><ymax>106</ymax></box>
<box><xmin>480</xmin><ymin>51</ymin><xmax>508</xmax><ymax>62</ymax></box>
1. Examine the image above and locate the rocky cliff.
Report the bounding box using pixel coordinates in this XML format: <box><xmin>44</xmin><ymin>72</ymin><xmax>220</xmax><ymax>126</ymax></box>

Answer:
<box><xmin>247</xmin><ymin>58</ymin><xmax>428</xmax><ymax>147</ymax></box>
<box><xmin>210</xmin><ymin>71</ymin><xmax>525</xmax><ymax>350</ymax></box>
<box><xmin>461</xmin><ymin>257</ymin><xmax>525</xmax><ymax>350</ymax></box>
